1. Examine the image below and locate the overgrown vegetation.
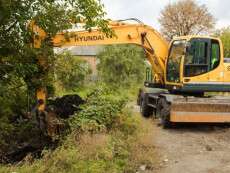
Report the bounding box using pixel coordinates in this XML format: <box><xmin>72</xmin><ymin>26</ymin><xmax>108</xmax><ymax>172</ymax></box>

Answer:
<box><xmin>0</xmin><ymin>31</ymin><xmax>150</xmax><ymax>172</ymax></box>
<box><xmin>97</xmin><ymin>45</ymin><xmax>145</xmax><ymax>88</ymax></box>
<box><xmin>54</xmin><ymin>52</ymin><xmax>92</xmax><ymax>93</ymax></box>
<box><xmin>70</xmin><ymin>87</ymin><xmax>128</xmax><ymax>133</ymax></box>
<box><xmin>0</xmin><ymin>75</ymin><xmax>29</xmax><ymax>154</ymax></box>
<box><xmin>0</xmin><ymin>0</ymin><xmax>111</xmax><ymax>160</ymax></box>
<box><xmin>0</xmin><ymin>1</ymin><xmax>154</xmax><ymax>171</ymax></box>
<box><xmin>0</xmin><ymin>85</ymin><xmax>155</xmax><ymax>173</ymax></box>
<box><xmin>0</xmin><ymin>0</ymin><xmax>111</xmax><ymax>93</ymax></box>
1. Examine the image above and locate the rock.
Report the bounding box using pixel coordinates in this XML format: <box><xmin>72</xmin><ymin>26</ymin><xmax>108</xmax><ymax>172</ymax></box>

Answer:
<box><xmin>164</xmin><ymin>158</ymin><xmax>169</xmax><ymax>162</ymax></box>
<box><xmin>139</xmin><ymin>165</ymin><xmax>146</xmax><ymax>171</ymax></box>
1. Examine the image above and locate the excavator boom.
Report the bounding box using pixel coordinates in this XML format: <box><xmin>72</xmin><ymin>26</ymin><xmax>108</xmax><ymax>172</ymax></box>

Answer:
<box><xmin>32</xmin><ymin>20</ymin><xmax>168</xmax><ymax>84</ymax></box>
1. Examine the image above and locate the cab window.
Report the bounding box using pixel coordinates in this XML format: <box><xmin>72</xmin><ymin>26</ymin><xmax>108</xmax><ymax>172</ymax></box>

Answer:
<box><xmin>184</xmin><ymin>38</ymin><xmax>220</xmax><ymax>77</ymax></box>
<box><xmin>211</xmin><ymin>40</ymin><xmax>220</xmax><ymax>70</ymax></box>
<box><xmin>166</xmin><ymin>40</ymin><xmax>185</xmax><ymax>83</ymax></box>
<box><xmin>184</xmin><ymin>39</ymin><xmax>209</xmax><ymax>77</ymax></box>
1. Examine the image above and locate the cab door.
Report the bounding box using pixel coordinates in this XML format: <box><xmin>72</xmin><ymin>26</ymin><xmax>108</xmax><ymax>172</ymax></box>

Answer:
<box><xmin>165</xmin><ymin>40</ymin><xmax>186</xmax><ymax>86</ymax></box>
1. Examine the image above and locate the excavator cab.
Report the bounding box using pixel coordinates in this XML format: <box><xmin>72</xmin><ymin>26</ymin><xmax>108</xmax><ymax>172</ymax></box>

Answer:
<box><xmin>153</xmin><ymin>36</ymin><xmax>230</xmax><ymax>124</ymax></box>
<box><xmin>165</xmin><ymin>36</ymin><xmax>228</xmax><ymax>93</ymax></box>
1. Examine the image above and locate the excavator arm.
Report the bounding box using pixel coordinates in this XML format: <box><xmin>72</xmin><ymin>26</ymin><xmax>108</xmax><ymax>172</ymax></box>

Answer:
<box><xmin>31</xmin><ymin>20</ymin><xmax>169</xmax><ymax>112</ymax></box>
<box><xmin>51</xmin><ymin>22</ymin><xmax>169</xmax><ymax>84</ymax></box>
<box><xmin>32</xmin><ymin>21</ymin><xmax>169</xmax><ymax>82</ymax></box>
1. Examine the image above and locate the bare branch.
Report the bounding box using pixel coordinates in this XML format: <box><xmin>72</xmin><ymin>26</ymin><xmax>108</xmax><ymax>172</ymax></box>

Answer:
<box><xmin>158</xmin><ymin>0</ymin><xmax>215</xmax><ymax>40</ymax></box>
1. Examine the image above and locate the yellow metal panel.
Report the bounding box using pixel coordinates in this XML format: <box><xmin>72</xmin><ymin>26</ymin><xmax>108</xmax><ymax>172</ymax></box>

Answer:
<box><xmin>36</xmin><ymin>88</ymin><xmax>46</xmax><ymax>111</ymax></box>
<box><xmin>224</xmin><ymin>62</ymin><xmax>230</xmax><ymax>82</ymax></box>
<box><xmin>182</xmin><ymin>38</ymin><xmax>228</xmax><ymax>85</ymax></box>
<box><xmin>171</xmin><ymin>111</ymin><xmax>230</xmax><ymax>123</ymax></box>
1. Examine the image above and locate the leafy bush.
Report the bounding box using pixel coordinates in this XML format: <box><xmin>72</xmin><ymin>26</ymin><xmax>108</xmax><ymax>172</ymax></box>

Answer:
<box><xmin>97</xmin><ymin>45</ymin><xmax>145</xmax><ymax>88</ymax></box>
<box><xmin>69</xmin><ymin>86</ymin><xmax>128</xmax><ymax>133</ymax></box>
<box><xmin>54</xmin><ymin>52</ymin><xmax>92</xmax><ymax>91</ymax></box>
<box><xmin>0</xmin><ymin>74</ymin><xmax>28</xmax><ymax>151</ymax></box>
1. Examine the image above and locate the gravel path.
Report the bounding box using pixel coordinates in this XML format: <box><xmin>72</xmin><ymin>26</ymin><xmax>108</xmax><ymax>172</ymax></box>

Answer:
<box><xmin>151</xmin><ymin>121</ymin><xmax>230</xmax><ymax>173</ymax></box>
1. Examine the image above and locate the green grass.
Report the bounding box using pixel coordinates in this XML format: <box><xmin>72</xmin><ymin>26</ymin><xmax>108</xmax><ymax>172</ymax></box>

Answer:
<box><xmin>0</xmin><ymin>110</ymin><xmax>142</xmax><ymax>173</ymax></box>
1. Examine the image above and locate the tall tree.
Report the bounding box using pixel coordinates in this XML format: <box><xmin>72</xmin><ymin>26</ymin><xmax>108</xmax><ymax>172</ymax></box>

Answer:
<box><xmin>97</xmin><ymin>45</ymin><xmax>145</xmax><ymax>88</ymax></box>
<box><xmin>159</xmin><ymin>0</ymin><xmax>215</xmax><ymax>40</ymax></box>
<box><xmin>0</xmin><ymin>0</ymin><xmax>113</xmax><ymax>101</ymax></box>
<box><xmin>0</xmin><ymin>0</ymin><xmax>111</xmax><ymax>89</ymax></box>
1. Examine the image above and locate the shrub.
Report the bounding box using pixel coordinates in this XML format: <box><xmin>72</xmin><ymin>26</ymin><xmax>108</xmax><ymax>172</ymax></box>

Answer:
<box><xmin>0</xmin><ymin>75</ymin><xmax>28</xmax><ymax>152</ymax></box>
<box><xmin>0</xmin><ymin>85</ymin><xmax>143</xmax><ymax>173</ymax></box>
<box><xmin>69</xmin><ymin>86</ymin><xmax>128</xmax><ymax>133</ymax></box>
<box><xmin>54</xmin><ymin>52</ymin><xmax>92</xmax><ymax>91</ymax></box>
<box><xmin>97</xmin><ymin>45</ymin><xmax>145</xmax><ymax>88</ymax></box>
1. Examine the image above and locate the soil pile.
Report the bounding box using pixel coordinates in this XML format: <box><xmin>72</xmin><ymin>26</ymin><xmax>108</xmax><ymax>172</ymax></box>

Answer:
<box><xmin>1</xmin><ymin>94</ymin><xmax>85</xmax><ymax>164</ymax></box>
<box><xmin>48</xmin><ymin>94</ymin><xmax>85</xmax><ymax>118</ymax></box>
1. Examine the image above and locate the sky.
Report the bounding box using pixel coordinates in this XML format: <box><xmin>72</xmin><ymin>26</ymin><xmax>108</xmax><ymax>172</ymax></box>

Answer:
<box><xmin>100</xmin><ymin>0</ymin><xmax>230</xmax><ymax>31</ymax></box>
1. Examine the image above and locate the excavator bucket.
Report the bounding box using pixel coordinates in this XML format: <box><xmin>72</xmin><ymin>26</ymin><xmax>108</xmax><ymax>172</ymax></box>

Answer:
<box><xmin>170</xmin><ymin>97</ymin><xmax>230</xmax><ymax>123</ymax></box>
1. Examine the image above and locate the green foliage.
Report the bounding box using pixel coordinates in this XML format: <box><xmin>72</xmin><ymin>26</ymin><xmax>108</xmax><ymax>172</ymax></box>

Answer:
<box><xmin>0</xmin><ymin>85</ymin><xmax>142</xmax><ymax>173</ymax></box>
<box><xmin>0</xmin><ymin>0</ymin><xmax>111</xmax><ymax>47</ymax></box>
<box><xmin>0</xmin><ymin>0</ymin><xmax>111</xmax><ymax>159</ymax></box>
<box><xmin>0</xmin><ymin>0</ymin><xmax>111</xmax><ymax>94</ymax></box>
<box><xmin>54</xmin><ymin>52</ymin><xmax>92</xmax><ymax>91</ymax></box>
<box><xmin>215</xmin><ymin>27</ymin><xmax>230</xmax><ymax>57</ymax></box>
<box><xmin>0</xmin><ymin>75</ymin><xmax>28</xmax><ymax>151</ymax></box>
<box><xmin>70</xmin><ymin>86</ymin><xmax>128</xmax><ymax>133</ymax></box>
<box><xmin>33</xmin><ymin>0</ymin><xmax>112</xmax><ymax>37</ymax></box>
<box><xmin>97</xmin><ymin>45</ymin><xmax>145</xmax><ymax>88</ymax></box>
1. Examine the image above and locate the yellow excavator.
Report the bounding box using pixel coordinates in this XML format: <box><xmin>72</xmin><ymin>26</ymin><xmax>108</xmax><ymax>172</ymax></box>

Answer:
<box><xmin>31</xmin><ymin>19</ymin><xmax>230</xmax><ymax>128</ymax></box>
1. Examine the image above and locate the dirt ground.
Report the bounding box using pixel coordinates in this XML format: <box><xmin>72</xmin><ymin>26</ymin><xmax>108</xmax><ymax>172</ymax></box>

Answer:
<box><xmin>149</xmin><ymin>120</ymin><xmax>230</xmax><ymax>173</ymax></box>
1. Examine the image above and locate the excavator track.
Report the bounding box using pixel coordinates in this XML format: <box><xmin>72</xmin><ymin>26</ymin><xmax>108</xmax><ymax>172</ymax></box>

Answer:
<box><xmin>170</xmin><ymin>96</ymin><xmax>230</xmax><ymax>123</ymax></box>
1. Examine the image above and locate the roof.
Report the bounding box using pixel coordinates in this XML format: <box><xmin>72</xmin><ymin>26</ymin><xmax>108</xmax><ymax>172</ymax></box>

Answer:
<box><xmin>173</xmin><ymin>35</ymin><xmax>221</xmax><ymax>41</ymax></box>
